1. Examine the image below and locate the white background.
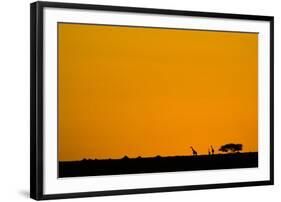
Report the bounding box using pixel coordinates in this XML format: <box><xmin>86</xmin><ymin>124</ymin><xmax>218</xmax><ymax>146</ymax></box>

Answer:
<box><xmin>0</xmin><ymin>0</ymin><xmax>279</xmax><ymax>201</ymax></box>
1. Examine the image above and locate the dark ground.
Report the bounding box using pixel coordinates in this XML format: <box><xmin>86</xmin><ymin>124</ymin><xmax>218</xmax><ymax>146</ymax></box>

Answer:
<box><xmin>59</xmin><ymin>152</ymin><xmax>258</xmax><ymax>178</ymax></box>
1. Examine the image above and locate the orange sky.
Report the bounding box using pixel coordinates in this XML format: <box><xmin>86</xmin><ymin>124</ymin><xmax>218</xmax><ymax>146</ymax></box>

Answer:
<box><xmin>58</xmin><ymin>23</ymin><xmax>258</xmax><ymax>161</ymax></box>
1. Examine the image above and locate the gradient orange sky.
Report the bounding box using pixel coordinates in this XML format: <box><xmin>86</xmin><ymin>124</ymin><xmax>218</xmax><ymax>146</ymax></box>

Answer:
<box><xmin>58</xmin><ymin>23</ymin><xmax>258</xmax><ymax>161</ymax></box>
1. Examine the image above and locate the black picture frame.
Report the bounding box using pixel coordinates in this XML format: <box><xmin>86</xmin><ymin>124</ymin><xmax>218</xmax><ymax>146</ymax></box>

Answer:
<box><xmin>30</xmin><ymin>1</ymin><xmax>274</xmax><ymax>200</ymax></box>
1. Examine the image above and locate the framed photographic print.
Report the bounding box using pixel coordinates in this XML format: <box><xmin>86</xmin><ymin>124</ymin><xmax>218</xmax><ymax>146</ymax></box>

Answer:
<box><xmin>30</xmin><ymin>1</ymin><xmax>274</xmax><ymax>200</ymax></box>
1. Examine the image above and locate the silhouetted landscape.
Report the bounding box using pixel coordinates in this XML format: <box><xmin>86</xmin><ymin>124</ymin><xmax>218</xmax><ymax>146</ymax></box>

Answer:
<box><xmin>59</xmin><ymin>152</ymin><xmax>258</xmax><ymax>178</ymax></box>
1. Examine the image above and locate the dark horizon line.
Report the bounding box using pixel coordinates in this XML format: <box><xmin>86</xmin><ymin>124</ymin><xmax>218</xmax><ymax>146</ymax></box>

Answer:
<box><xmin>59</xmin><ymin>151</ymin><xmax>258</xmax><ymax>162</ymax></box>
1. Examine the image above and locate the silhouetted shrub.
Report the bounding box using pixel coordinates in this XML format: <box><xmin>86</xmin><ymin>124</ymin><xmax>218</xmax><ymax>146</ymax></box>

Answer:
<box><xmin>122</xmin><ymin>155</ymin><xmax>129</xmax><ymax>160</ymax></box>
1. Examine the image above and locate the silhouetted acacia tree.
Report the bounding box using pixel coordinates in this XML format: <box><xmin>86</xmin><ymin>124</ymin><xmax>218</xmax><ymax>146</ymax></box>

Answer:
<box><xmin>219</xmin><ymin>143</ymin><xmax>243</xmax><ymax>153</ymax></box>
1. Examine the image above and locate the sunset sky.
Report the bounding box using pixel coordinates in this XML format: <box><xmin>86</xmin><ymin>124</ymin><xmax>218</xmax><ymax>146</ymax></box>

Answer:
<box><xmin>58</xmin><ymin>23</ymin><xmax>258</xmax><ymax>161</ymax></box>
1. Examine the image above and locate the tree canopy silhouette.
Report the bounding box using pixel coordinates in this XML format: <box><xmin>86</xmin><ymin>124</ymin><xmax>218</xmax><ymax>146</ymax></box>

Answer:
<box><xmin>219</xmin><ymin>143</ymin><xmax>242</xmax><ymax>153</ymax></box>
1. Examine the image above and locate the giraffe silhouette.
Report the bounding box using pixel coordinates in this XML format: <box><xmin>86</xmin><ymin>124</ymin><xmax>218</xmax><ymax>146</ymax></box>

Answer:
<box><xmin>211</xmin><ymin>145</ymin><xmax>215</xmax><ymax>155</ymax></box>
<box><xmin>190</xmin><ymin>146</ymin><xmax>197</xmax><ymax>156</ymax></box>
